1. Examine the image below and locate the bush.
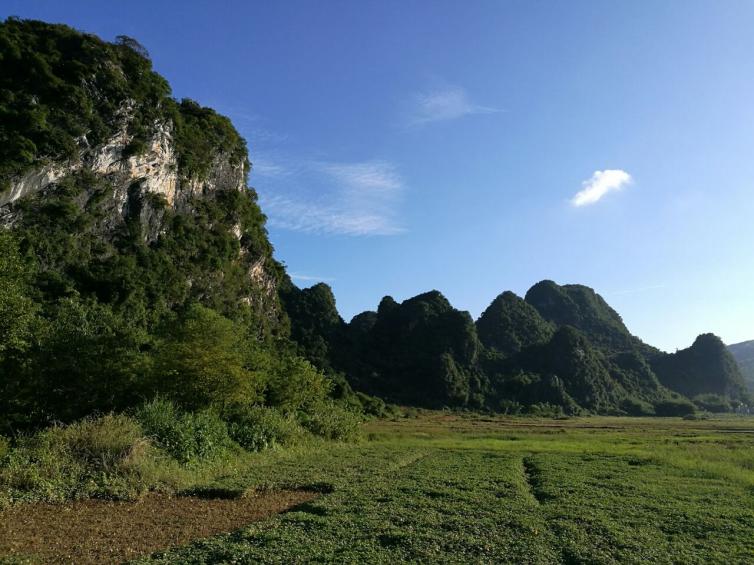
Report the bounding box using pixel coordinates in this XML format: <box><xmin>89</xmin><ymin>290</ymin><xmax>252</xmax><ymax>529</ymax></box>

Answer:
<box><xmin>134</xmin><ymin>399</ymin><xmax>233</xmax><ymax>464</ymax></box>
<box><xmin>298</xmin><ymin>401</ymin><xmax>363</xmax><ymax>442</ymax></box>
<box><xmin>620</xmin><ymin>397</ymin><xmax>655</xmax><ymax>416</ymax></box>
<box><xmin>354</xmin><ymin>392</ymin><xmax>389</xmax><ymax>417</ymax></box>
<box><xmin>26</xmin><ymin>297</ymin><xmax>151</xmax><ymax>425</ymax></box>
<box><xmin>59</xmin><ymin>414</ymin><xmax>147</xmax><ymax>472</ymax></box>
<box><xmin>0</xmin><ymin>414</ymin><xmax>155</xmax><ymax>502</ymax></box>
<box><xmin>224</xmin><ymin>405</ymin><xmax>305</xmax><ymax>452</ymax></box>
<box><xmin>0</xmin><ymin>436</ymin><xmax>9</xmax><ymax>459</ymax></box>
<box><xmin>499</xmin><ymin>399</ymin><xmax>524</xmax><ymax>415</ymax></box>
<box><xmin>526</xmin><ymin>403</ymin><xmax>565</xmax><ymax>417</ymax></box>
<box><xmin>265</xmin><ymin>354</ymin><xmax>331</xmax><ymax>413</ymax></box>
<box><xmin>693</xmin><ymin>394</ymin><xmax>732</xmax><ymax>413</ymax></box>
<box><xmin>654</xmin><ymin>398</ymin><xmax>696</xmax><ymax>417</ymax></box>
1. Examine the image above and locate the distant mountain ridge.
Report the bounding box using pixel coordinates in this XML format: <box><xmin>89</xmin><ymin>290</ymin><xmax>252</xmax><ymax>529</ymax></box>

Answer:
<box><xmin>729</xmin><ymin>340</ymin><xmax>754</xmax><ymax>393</ymax></box>
<box><xmin>285</xmin><ymin>279</ymin><xmax>750</xmax><ymax>415</ymax></box>
<box><xmin>653</xmin><ymin>334</ymin><xmax>746</xmax><ymax>399</ymax></box>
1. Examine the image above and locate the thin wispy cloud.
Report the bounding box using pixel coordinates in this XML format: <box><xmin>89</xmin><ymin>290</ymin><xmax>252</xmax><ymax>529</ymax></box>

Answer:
<box><xmin>251</xmin><ymin>158</ymin><xmax>292</xmax><ymax>178</ymax></box>
<box><xmin>255</xmin><ymin>159</ymin><xmax>406</xmax><ymax>236</ymax></box>
<box><xmin>408</xmin><ymin>85</ymin><xmax>500</xmax><ymax>126</ymax></box>
<box><xmin>209</xmin><ymin>105</ymin><xmax>290</xmax><ymax>147</ymax></box>
<box><xmin>571</xmin><ymin>169</ymin><xmax>632</xmax><ymax>207</ymax></box>
<box><xmin>608</xmin><ymin>284</ymin><xmax>667</xmax><ymax>296</ymax></box>
<box><xmin>290</xmin><ymin>273</ymin><xmax>336</xmax><ymax>283</ymax></box>
<box><xmin>243</xmin><ymin>125</ymin><xmax>290</xmax><ymax>147</ymax></box>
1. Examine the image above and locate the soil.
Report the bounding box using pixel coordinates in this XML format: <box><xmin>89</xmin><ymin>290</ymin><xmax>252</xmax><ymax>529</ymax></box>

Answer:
<box><xmin>0</xmin><ymin>490</ymin><xmax>317</xmax><ymax>564</ymax></box>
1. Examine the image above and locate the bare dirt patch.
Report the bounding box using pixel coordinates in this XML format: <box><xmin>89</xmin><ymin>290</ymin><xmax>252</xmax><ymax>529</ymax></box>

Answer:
<box><xmin>0</xmin><ymin>490</ymin><xmax>318</xmax><ymax>564</ymax></box>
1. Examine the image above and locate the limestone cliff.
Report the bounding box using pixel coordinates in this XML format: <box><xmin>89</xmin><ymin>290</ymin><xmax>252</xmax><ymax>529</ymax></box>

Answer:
<box><xmin>0</xmin><ymin>19</ymin><xmax>283</xmax><ymax>332</ymax></box>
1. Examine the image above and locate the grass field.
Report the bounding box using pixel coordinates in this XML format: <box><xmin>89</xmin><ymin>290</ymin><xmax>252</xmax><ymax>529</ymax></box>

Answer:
<box><xmin>4</xmin><ymin>413</ymin><xmax>754</xmax><ymax>563</ymax></box>
<box><xmin>128</xmin><ymin>413</ymin><xmax>754</xmax><ymax>564</ymax></box>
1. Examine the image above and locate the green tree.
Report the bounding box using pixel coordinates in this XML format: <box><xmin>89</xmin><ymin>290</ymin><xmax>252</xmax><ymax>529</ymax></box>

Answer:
<box><xmin>150</xmin><ymin>304</ymin><xmax>264</xmax><ymax>410</ymax></box>
<box><xmin>0</xmin><ymin>232</ymin><xmax>36</xmax><ymax>355</ymax></box>
<box><xmin>32</xmin><ymin>297</ymin><xmax>150</xmax><ymax>423</ymax></box>
<box><xmin>265</xmin><ymin>354</ymin><xmax>331</xmax><ymax>413</ymax></box>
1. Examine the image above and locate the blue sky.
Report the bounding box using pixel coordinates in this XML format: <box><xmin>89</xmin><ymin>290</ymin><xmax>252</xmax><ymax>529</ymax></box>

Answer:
<box><xmin>4</xmin><ymin>1</ymin><xmax>754</xmax><ymax>351</ymax></box>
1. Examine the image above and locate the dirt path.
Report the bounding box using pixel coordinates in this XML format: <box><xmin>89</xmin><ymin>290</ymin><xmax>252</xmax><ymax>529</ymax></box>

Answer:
<box><xmin>0</xmin><ymin>490</ymin><xmax>317</xmax><ymax>564</ymax></box>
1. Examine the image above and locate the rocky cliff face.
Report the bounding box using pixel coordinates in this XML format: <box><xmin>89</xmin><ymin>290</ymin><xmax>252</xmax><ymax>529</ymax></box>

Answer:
<box><xmin>2</xmin><ymin>107</ymin><xmax>242</xmax><ymax>236</ymax></box>
<box><xmin>0</xmin><ymin>19</ymin><xmax>283</xmax><ymax>332</ymax></box>
<box><xmin>1</xmin><ymin>109</ymin><xmax>280</xmax><ymax>324</ymax></box>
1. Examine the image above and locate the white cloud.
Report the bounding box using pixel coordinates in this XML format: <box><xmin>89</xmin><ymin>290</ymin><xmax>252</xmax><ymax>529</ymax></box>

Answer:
<box><xmin>571</xmin><ymin>169</ymin><xmax>632</xmax><ymax>207</ymax></box>
<box><xmin>290</xmin><ymin>273</ymin><xmax>336</xmax><ymax>283</ymax></box>
<box><xmin>256</xmin><ymin>160</ymin><xmax>406</xmax><ymax>236</ymax></box>
<box><xmin>408</xmin><ymin>85</ymin><xmax>500</xmax><ymax>126</ymax></box>
<box><xmin>252</xmin><ymin>158</ymin><xmax>290</xmax><ymax>178</ymax></box>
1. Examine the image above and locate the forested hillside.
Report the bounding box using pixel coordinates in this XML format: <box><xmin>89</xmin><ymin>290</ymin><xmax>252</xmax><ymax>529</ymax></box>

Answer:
<box><xmin>0</xmin><ymin>19</ymin><xmax>367</xmax><ymax>435</ymax></box>
<box><xmin>286</xmin><ymin>279</ymin><xmax>750</xmax><ymax>416</ymax></box>
<box><xmin>0</xmin><ymin>19</ymin><xmax>749</xmax><ymax>435</ymax></box>
<box><xmin>729</xmin><ymin>340</ymin><xmax>754</xmax><ymax>393</ymax></box>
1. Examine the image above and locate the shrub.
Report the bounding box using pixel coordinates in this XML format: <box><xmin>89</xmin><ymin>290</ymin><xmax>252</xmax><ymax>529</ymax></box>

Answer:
<box><xmin>224</xmin><ymin>405</ymin><xmax>305</xmax><ymax>452</ymax></box>
<box><xmin>0</xmin><ymin>436</ymin><xmax>8</xmax><ymax>459</ymax></box>
<box><xmin>298</xmin><ymin>401</ymin><xmax>363</xmax><ymax>442</ymax></box>
<box><xmin>620</xmin><ymin>397</ymin><xmax>655</xmax><ymax>416</ymax></box>
<box><xmin>28</xmin><ymin>297</ymin><xmax>151</xmax><ymax>424</ymax></box>
<box><xmin>134</xmin><ymin>399</ymin><xmax>233</xmax><ymax>464</ymax></box>
<box><xmin>265</xmin><ymin>354</ymin><xmax>331</xmax><ymax>414</ymax></box>
<box><xmin>0</xmin><ymin>232</ymin><xmax>37</xmax><ymax>356</ymax></box>
<box><xmin>499</xmin><ymin>399</ymin><xmax>524</xmax><ymax>415</ymax></box>
<box><xmin>59</xmin><ymin>414</ymin><xmax>147</xmax><ymax>471</ymax></box>
<box><xmin>526</xmin><ymin>403</ymin><xmax>565</xmax><ymax>417</ymax></box>
<box><xmin>355</xmin><ymin>392</ymin><xmax>388</xmax><ymax>417</ymax></box>
<box><xmin>0</xmin><ymin>414</ymin><xmax>155</xmax><ymax>502</ymax></box>
<box><xmin>654</xmin><ymin>398</ymin><xmax>696</xmax><ymax>417</ymax></box>
<box><xmin>693</xmin><ymin>394</ymin><xmax>732</xmax><ymax>413</ymax></box>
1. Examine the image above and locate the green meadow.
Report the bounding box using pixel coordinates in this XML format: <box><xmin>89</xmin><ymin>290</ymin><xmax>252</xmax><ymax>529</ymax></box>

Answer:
<box><xmin>132</xmin><ymin>414</ymin><xmax>754</xmax><ymax>564</ymax></box>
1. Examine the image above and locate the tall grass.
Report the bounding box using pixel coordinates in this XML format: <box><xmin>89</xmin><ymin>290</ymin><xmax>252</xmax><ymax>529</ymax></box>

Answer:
<box><xmin>0</xmin><ymin>399</ymin><xmax>366</xmax><ymax>507</ymax></box>
<box><xmin>0</xmin><ymin>414</ymin><xmax>161</xmax><ymax>504</ymax></box>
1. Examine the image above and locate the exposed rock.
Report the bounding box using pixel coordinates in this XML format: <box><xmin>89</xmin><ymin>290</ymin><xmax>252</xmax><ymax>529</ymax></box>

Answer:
<box><xmin>1</xmin><ymin>124</ymin><xmax>278</xmax><ymax>330</ymax></box>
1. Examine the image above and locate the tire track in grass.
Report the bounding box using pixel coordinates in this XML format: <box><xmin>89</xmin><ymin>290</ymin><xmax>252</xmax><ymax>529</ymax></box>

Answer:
<box><xmin>521</xmin><ymin>456</ymin><xmax>553</xmax><ymax>505</ymax></box>
<box><xmin>519</xmin><ymin>455</ymin><xmax>579</xmax><ymax>565</ymax></box>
